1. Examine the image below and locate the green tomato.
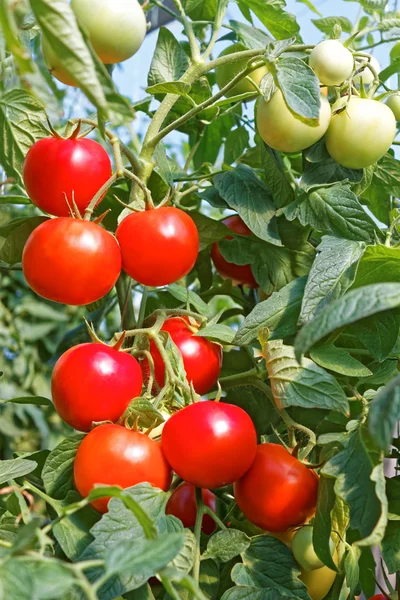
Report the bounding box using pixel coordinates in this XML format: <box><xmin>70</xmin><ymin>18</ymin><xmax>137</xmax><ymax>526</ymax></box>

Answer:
<box><xmin>215</xmin><ymin>43</ymin><xmax>268</xmax><ymax>98</ymax></box>
<box><xmin>71</xmin><ymin>0</ymin><xmax>147</xmax><ymax>64</ymax></box>
<box><xmin>42</xmin><ymin>36</ymin><xmax>78</xmax><ymax>87</ymax></box>
<box><xmin>309</xmin><ymin>40</ymin><xmax>354</xmax><ymax>86</ymax></box>
<box><xmin>390</xmin><ymin>42</ymin><xmax>400</xmax><ymax>61</ymax></box>
<box><xmin>325</xmin><ymin>96</ymin><xmax>396</xmax><ymax>169</ymax></box>
<box><xmin>292</xmin><ymin>526</ymin><xmax>335</xmax><ymax>572</ymax></box>
<box><xmin>299</xmin><ymin>557</ymin><xmax>337</xmax><ymax>600</ymax></box>
<box><xmin>387</xmin><ymin>94</ymin><xmax>400</xmax><ymax>121</ymax></box>
<box><xmin>256</xmin><ymin>91</ymin><xmax>331</xmax><ymax>153</ymax></box>
<box><xmin>353</xmin><ymin>55</ymin><xmax>380</xmax><ymax>85</ymax></box>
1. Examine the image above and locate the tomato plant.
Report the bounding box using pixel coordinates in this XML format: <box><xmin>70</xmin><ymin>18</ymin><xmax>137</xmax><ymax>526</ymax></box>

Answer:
<box><xmin>1</xmin><ymin>0</ymin><xmax>400</xmax><ymax>597</ymax></box>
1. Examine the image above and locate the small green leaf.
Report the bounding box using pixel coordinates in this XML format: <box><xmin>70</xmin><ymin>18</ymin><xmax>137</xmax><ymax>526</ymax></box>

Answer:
<box><xmin>261</xmin><ymin>143</ymin><xmax>294</xmax><ymax>208</ymax></box>
<box><xmin>276</xmin><ymin>57</ymin><xmax>321</xmax><ymax>124</ymax></box>
<box><xmin>195</xmin><ymin>323</ymin><xmax>234</xmax><ymax>344</ymax></box>
<box><xmin>313</xmin><ymin>476</ymin><xmax>339</xmax><ymax>571</ymax></box>
<box><xmin>123</xmin><ymin>399</ymin><xmax>164</xmax><ymax>429</ymax></box>
<box><xmin>0</xmin><ymin>458</ymin><xmax>38</xmax><ymax>485</ymax></box>
<box><xmin>167</xmin><ymin>284</ymin><xmax>209</xmax><ymax>315</ymax></box>
<box><xmin>368</xmin><ymin>374</ymin><xmax>400</xmax><ymax>452</ymax></box>
<box><xmin>382</xmin><ymin>520</ymin><xmax>400</xmax><ymax>573</ymax></box>
<box><xmin>189</xmin><ymin>213</ymin><xmax>230</xmax><ymax>252</ymax></box>
<box><xmin>352</xmin><ymin>244</ymin><xmax>400</xmax><ymax>288</ymax></box>
<box><xmin>349</xmin><ymin>312</ymin><xmax>399</xmax><ymax>362</ymax></box>
<box><xmin>310</xmin><ymin>345</ymin><xmax>372</xmax><ymax>377</ymax></box>
<box><xmin>312</xmin><ymin>16</ymin><xmax>352</xmax><ymax>35</ymax></box>
<box><xmin>224</xmin><ymin>127</ymin><xmax>250</xmax><ymax>165</ymax></box>
<box><xmin>146</xmin><ymin>82</ymin><xmax>191</xmax><ymax>95</ymax></box>
<box><xmin>238</xmin><ymin>0</ymin><xmax>301</xmax><ymax>39</ymax></box>
<box><xmin>203</xmin><ymin>530</ymin><xmax>251</xmax><ymax>562</ymax></box>
<box><xmin>42</xmin><ymin>434</ymin><xmax>85</xmax><ymax>500</ymax></box>
<box><xmin>0</xmin><ymin>216</ymin><xmax>48</xmax><ymax>265</ymax></box>
<box><xmin>0</xmin><ymin>396</ymin><xmax>52</xmax><ymax>406</ymax></box>
<box><xmin>148</xmin><ymin>28</ymin><xmax>189</xmax><ymax>86</ymax></box>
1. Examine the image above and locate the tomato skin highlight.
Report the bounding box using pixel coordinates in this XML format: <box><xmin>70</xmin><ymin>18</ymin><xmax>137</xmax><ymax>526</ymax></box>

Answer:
<box><xmin>116</xmin><ymin>207</ymin><xmax>199</xmax><ymax>287</ymax></box>
<box><xmin>162</xmin><ymin>401</ymin><xmax>257</xmax><ymax>489</ymax></box>
<box><xmin>166</xmin><ymin>483</ymin><xmax>217</xmax><ymax>535</ymax></box>
<box><xmin>215</xmin><ymin>43</ymin><xmax>268</xmax><ymax>98</ymax></box>
<box><xmin>145</xmin><ymin>317</ymin><xmax>222</xmax><ymax>396</ymax></box>
<box><xmin>74</xmin><ymin>424</ymin><xmax>172</xmax><ymax>513</ymax></box>
<box><xmin>325</xmin><ymin>96</ymin><xmax>396</xmax><ymax>169</ymax></box>
<box><xmin>22</xmin><ymin>218</ymin><xmax>121</xmax><ymax>306</ymax></box>
<box><xmin>211</xmin><ymin>216</ymin><xmax>258</xmax><ymax>288</ymax></box>
<box><xmin>23</xmin><ymin>137</ymin><xmax>112</xmax><ymax>217</ymax></box>
<box><xmin>234</xmin><ymin>443</ymin><xmax>318</xmax><ymax>532</ymax></box>
<box><xmin>309</xmin><ymin>40</ymin><xmax>354</xmax><ymax>86</ymax></box>
<box><xmin>52</xmin><ymin>343</ymin><xmax>143</xmax><ymax>432</ymax></box>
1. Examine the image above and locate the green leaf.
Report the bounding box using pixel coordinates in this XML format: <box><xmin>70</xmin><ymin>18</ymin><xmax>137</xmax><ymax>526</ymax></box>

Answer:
<box><xmin>167</xmin><ymin>284</ymin><xmax>209</xmax><ymax>315</ymax></box>
<box><xmin>123</xmin><ymin>399</ymin><xmax>164</xmax><ymax>430</ymax></box>
<box><xmin>238</xmin><ymin>0</ymin><xmax>301</xmax><ymax>40</ymax></box>
<box><xmin>310</xmin><ymin>345</ymin><xmax>372</xmax><ymax>377</ymax></box>
<box><xmin>313</xmin><ymin>476</ymin><xmax>339</xmax><ymax>571</ymax></box>
<box><xmin>0</xmin><ymin>89</ymin><xmax>48</xmax><ymax>185</ymax></box>
<box><xmin>312</xmin><ymin>16</ymin><xmax>352</xmax><ymax>35</ymax></box>
<box><xmin>382</xmin><ymin>520</ymin><xmax>400</xmax><ymax>574</ymax></box>
<box><xmin>322</xmin><ymin>426</ymin><xmax>388</xmax><ymax>546</ymax></box>
<box><xmin>0</xmin><ymin>396</ymin><xmax>52</xmax><ymax>406</ymax></box>
<box><xmin>349</xmin><ymin>312</ymin><xmax>399</xmax><ymax>362</ymax></box>
<box><xmin>183</xmin><ymin>0</ymin><xmax>218</xmax><ymax>20</ymax></box>
<box><xmin>0</xmin><ymin>195</ymin><xmax>31</xmax><ymax>205</ymax></box>
<box><xmin>146</xmin><ymin>82</ymin><xmax>191</xmax><ymax>95</ymax></box>
<box><xmin>52</xmin><ymin>491</ymin><xmax>97</xmax><ymax>560</ymax></box>
<box><xmin>189</xmin><ymin>213</ymin><xmax>230</xmax><ymax>252</ymax></box>
<box><xmin>224</xmin><ymin>386</ymin><xmax>280</xmax><ymax>437</ymax></box>
<box><xmin>195</xmin><ymin>323</ymin><xmax>235</xmax><ymax>344</ymax></box>
<box><xmin>352</xmin><ymin>245</ymin><xmax>400</xmax><ymax>288</ymax></box>
<box><xmin>263</xmin><ymin>339</ymin><xmax>349</xmax><ymax>414</ymax></box>
<box><xmin>0</xmin><ymin>216</ymin><xmax>48</xmax><ymax>265</ymax></box>
<box><xmin>224</xmin><ymin>127</ymin><xmax>250</xmax><ymax>165</ymax></box>
<box><xmin>276</xmin><ymin>57</ymin><xmax>321</xmax><ymax>124</ymax></box>
<box><xmin>203</xmin><ymin>530</ymin><xmax>251</xmax><ymax>562</ymax></box>
<box><xmin>344</xmin><ymin>546</ymin><xmax>361</xmax><ymax>597</ymax></box>
<box><xmin>299</xmin><ymin>236</ymin><xmax>365</xmax><ymax>325</ymax></box>
<box><xmin>22</xmin><ymin>558</ymin><xmax>77</xmax><ymax>599</ymax></box>
<box><xmin>168</xmin><ymin>529</ymin><xmax>197</xmax><ymax>575</ymax></box>
<box><xmin>295</xmin><ymin>283</ymin><xmax>400</xmax><ymax>361</ymax></box>
<box><xmin>235</xmin><ymin>277</ymin><xmax>307</xmax><ymax>345</ymax></box>
<box><xmin>368</xmin><ymin>374</ymin><xmax>400</xmax><ymax>452</ymax></box>
<box><xmin>261</xmin><ymin>143</ymin><xmax>294</xmax><ymax>208</ymax></box>
<box><xmin>42</xmin><ymin>434</ymin><xmax>84</xmax><ymax>500</ymax></box>
<box><xmin>0</xmin><ymin>458</ymin><xmax>38</xmax><ymax>485</ymax></box>
<box><xmin>148</xmin><ymin>28</ymin><xmax>189</xmax><ymax>87</ymax></box>
<box><xmin>193</xmin><ymin>109</ymin><xmax>236</xmax><ymax>168</ymax></box>
<box><xmin>0</xmin><ymin>560</ymin><xmax>34</xmax><ymax>600</ymax></box>
<box><xmin>214</xmin><ymin>165</ymin><xmax>281</xmax><ymax>246</ymax></box>
<box><xmin>228</xmin><ymin>20</ymin><xmax>272</xmax><ymax>49</ymax></box>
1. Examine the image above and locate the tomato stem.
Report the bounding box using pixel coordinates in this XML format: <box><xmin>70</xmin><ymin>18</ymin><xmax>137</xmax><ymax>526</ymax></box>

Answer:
<box><xmin>203</xmin><ymin>506</ymin><xmax>227</xmax><ymax>531</ymax></box>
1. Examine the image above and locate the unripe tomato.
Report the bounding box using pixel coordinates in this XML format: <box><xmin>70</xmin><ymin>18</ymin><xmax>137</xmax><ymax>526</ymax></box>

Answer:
<box><xmin>74</xmin><ymin>424</ymin><xmax>172</xmax><ymax>512</ymax></box>
<box><xmin>23</xmin><ymin>137</ymin><xmax>112</xmax><ymax>217</ymax></box>
<box><xmin>211</xmin><ymin>215</ymin><xmax>257</xmax><ymax>288</ymax></box>
<box><xmin>52</xmin><ymin>342</ymin><xmax>143</xmax><ymax>432</ymax></box>
<box><xmin>116</xmin><ymin>208</ymin><xmax>199</xmax><ymax>287</ymax></box>
<box><xmin>215</xmin><ymin>43</ymin><xmax>268</xmax><ymax>98</ymax></box>
<box><xmin>257</xmin><ymin>91</ymin><xmax>331</xmax><ymax>153</ymax></box>
<box><xmin>292</xmin><ymin>526</ymin><xmax>335</xmax><ymax>571</ymax></box>
<box><xmin>162</xmin><ymin>401</ymin><xmax>257</xmax><ymax>489</ymax></box>
<box><xmin>354</xmin><ymin>55</ymin><xmax>380</xmax><ymax>85</ymax></box>
<box><xmin>166</xmin><ymin>483</ymin><xmax>216</xmax><ymax>535</ymax></box>
<box><xmin>145</xmin><ymin>317</ymin><xmax>222</xmax><ymax>396</ymax></box>
<box><xmin>391</xmin><ymin>42</ymin><xmax>400</xmax><ymax>61</ymax></box>
<box><xmin>386</xmin><ymin>94</ymin><xmax>400</xmax><ymax>121</ymax></box>
<box><xmin>299</xmin><ymin>558</ymin><xmax>337</xmax><ymax>600</ymax></box>
<box><xmin>325</xmin><ymin>96</ymin><xmax>396</xmax><ymax>169</ymax></box>
<box><xmin>234</xmin><ymin>444</ymin><xmax>318</xmax><ymax>532</ymax></box>
<box><xmin>42</xmin><ymin>36</ymin><xmax>78</xmax><ymax>87</ymax></box>
<box><xmin>309</xmin><ymin>40</ymin><xmax>354</xmax><ymax>86</ymax></box>
<box><xmin>71</xmin><ymin>0</ymin><xmax>146</xmax><ymax>64</ymax></box>
<box><xmin>22</xmin><ymin>218</ymin><xmax>121</xmax><ymax>306</ymax></box>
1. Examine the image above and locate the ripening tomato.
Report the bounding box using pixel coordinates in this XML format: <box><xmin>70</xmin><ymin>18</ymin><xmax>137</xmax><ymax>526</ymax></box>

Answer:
<box><xmin>71</xmin><ymin>0</ymin><xmax>146</xmax><ymax>64</ymax></box>
<box><xmin>23</xmin><ymin>137</ymin><xmax>112</xmax><ymax>217</ymax></box>
<box><xmin>211</xmin><ymin>215</ymin><xmax>257</xmax><ymax>287</ymax></box>
<box><xmin>144</xmin><ymin>317</ymin><xmax>222</xmax><ymax>396</ymax></box>
<box><xmin>52</xmin><ymin>343</ymin><xmax>143</xmax><ymax>432</ymax></box>
<box><xmin>387</xmin><ymin>94</ymin><xmax>400</xmax><ymax>121</ymax></box>
<box><xmin>166</xmin><ymin>483</ymin><xmax>217</xmax><ymax>535</ymax></box>
<box><xmin>257</xmin><ymin>91</ymin><xmax>331</xmax><ymax>153</ymax></box>
<box><xmin>353</xmin><ymin>55</ymin><xmax>380</xmax><ymax>85</ymax></box>
<box><xmin>309</xmin><ymin>40</ymin><xmax>354</xmax><ymax>86</ymax></box>
<box><xmin>162</xmin><ymin>401</ymin><xmax>257</xmax><ymax>489</ymax></box>
<box><xmin>325</xmin><ymin>96</ymin><xmax>396</xmax><ymax>169</ymax></box>
<box><xmin>116</xmin><ymin>208</ymin><xmax>199</xmax><ymax>287</ymax></box>
<box><xmin>369</xmin><ymin>595</ymin><xmax>387</xmax><ymax>600</ymax></box>
<box><xmin>292</xmin><ymin>526</ymin><xmax>335</xmax><ymax>572</ymax></box>
<box><xmin>42</xmin><ymin>36</ymin><xmax>78</xmax><ymax>87</ymax></box>
<box><xmin>74</xmin><ymin>424</ymin><xmax>172</xmax><ymax>512</ymax></box>
<box><xmin>215</xmin><ymin>43</ymin><xmax>268</xmax><ymax>98</ymax></box>
<box><xmin>299</xmin><ymin>558</ymin><xmax>337</xmax><ymax>600</ymax></box>
<box><xmin>22</xmin><ymin>218</ymin><xmax>121</xmax><ymax>305</ymax></box>
<box><xmin>234</xmin><ymin>444</ymin><xmax>318</xmax><ymax>532</ymax></box>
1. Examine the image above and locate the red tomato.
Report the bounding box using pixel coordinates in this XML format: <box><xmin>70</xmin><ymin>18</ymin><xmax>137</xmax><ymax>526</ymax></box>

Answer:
<box><xmin>144</xmin><ymin>317</ymin><xmax>222</xmax><ymax>396</ymax></box>
<box><xmin>74</xmin><ymin>424</ymin><xmax>172</xmax><ymax>512</ymax></box>
<box><xmin>116</xmin><ymin>207</ymin><xmax>199</xmax><ymax>286</ymax></box>
<box><xmin>23</xmin><ymin>137</ymin><xmax>112</xmax><ymax>217</ymax></box>
<box><xmin>22</xmin><ymin>218</ymin><xmax>121</xmax><ymax>305</ymax></box>
<box><xmin>161</xmin><ymin>401</ymin><xmax>257</xmax><ymax>489</ymax></box>
<box><xmin>52</xmin><ymin>342</ymin><xmax>143</xmax><ymax>432</ymax></box>
<box><xmin>234</xmin><ymin>444</ymin><xmax>318</xmax><ymax>532</ymax></box>
<box><xmin>369</xmin><ymin>596</ymin><xmax>387</xmax><ymax>600</ymax></box>
<box><xmin>166</xmin><ymin>483</ymin><xmax>217</xmax><ymax>535</ymax></box>
<box><xmin>211</xmin><ymin>215</ymin><xmax>257</xmax><ymax>288</ymax></box>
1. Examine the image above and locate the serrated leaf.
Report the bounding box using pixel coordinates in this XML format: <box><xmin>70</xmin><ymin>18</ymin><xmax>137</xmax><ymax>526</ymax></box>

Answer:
<box><xmin>295</xmin><ymin>283</ymin><xmax>400</xmax><ymax>361</ymax></box>
<box><xmin>349</xmin><ymin>312</ymin><xmax>399</xmax><ymax>362</ymax></box>
<box><xmin>235</xmin><ymin>277</ymin><xmax>306</xmax><ymax>345</ymax></box>
<box><xmin>352</xmin><ymin>244</ymin><xmax>400</xmax><ymax>288</ymax></box>
<box><xmin>203</xmin><ymin>530</ymin><xmax>251</xmax><ymax>562</ymax></box>
<box><xmin>261</xmin><ymin>143</ymin><xmax>294</xmax><ymax>208</ymax></box>
<box><xmin>228</xmin><ymin>20</ymin><xmax>272</xmax><ymax>49</ymax></box>
<box><xmin>195</xmin><ymin>323</ymin><xmax>234</xmax><ymax>344</ymax></box>
<box><xmin>0</xmin><ymin>458</ymin><xmax>38</xmax><ymax>485</ymax></box>
<box><xmin>224</xmin><ymin>127</ymin><xmax>250</xmax><ymax>165</ymax></box>
<box><xmin>313</xmin><ymin>476</ymin><xmax>339</xmax><ymax>571</ymax></box>
<box><xmin>238</xmin><ymin>0</ymin><xmax>301</xmax><ymax>40</ymax></box>
<box><xmin>167</xmin><ymin>284</ymin><xmax>209</xmax><ymax>315</ymax></box>
<box><xmin>148</xmin><ymin>28</ymin><xmax>189</xmax><ymax>86</ymax></box>
<box><xmin>312</xmin><ymin>16</ymin><xmax>352</xmax><ymax>35</ymax></box>
<box><xmin>214</xmin><ymin>165</ymin><xmax>281</xmax><ymax>246</ymax></box>
<box><xmin>124</xmin><ymin>399</ymin><xmax>164</xmax><ymax>429</ymax></box>
<box><xmin>146</xmin><ymin>82</ymin><xmax>191</xmax><ymax>95</ymax></box>
<box><xmin>0</xmin><ymin>216</ymin><xmax>48</xmax><ymax>265</ymax></box>
<box><xmin>382</xmin><ymin>520</ymin><xmax>400</xmax><ymax>573</ymax></box>
<box><xmin>368</xmin><ymin>374</ymin><xmax>400</xmax><ymax>452</ymax></box>
<box><xmin>276</xmin><ymin>57</ymin><xmax>321</xmax><ymax>124</ymax></box>
<box><xmin>310</xmin><ymin>345</ymin><xmax>372</xmax><ymax>377</ymax></box>
<box><xmin>263</xmin><ymin>339</ymin><xmax>349</xmax><ymax>414</ymax></box>
<box><xmin>42</xmin><ymin>434</ymin><xmax>84</xmax><ymax>500</ymax></box>
<box><xmin>189</xmin><ymin>213</ymin><xmax>230</xmax><ymax>252</ymax></box>
<box><xmin>0</xmin><ymin>560</ymin><xmax>34</xmax><ymax>600</ymax></box>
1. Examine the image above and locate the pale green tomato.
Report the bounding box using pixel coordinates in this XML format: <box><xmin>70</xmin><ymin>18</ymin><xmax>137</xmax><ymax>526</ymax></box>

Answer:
<box><xmin>353</xmin><ymin>55</ymin><xmax>380</xmax><ymax>85</ymax></box>
<box><xmin>71</xmin><ymin>0</ymin><xmax>147</xmax><ymax>64</ymax></box>
<box><xmin>325</xmin><ymin>96</ymin><xmax>396</xmax><ymax>169</ymax></box>
<box><xmin>387</xmin><ymin>94</ymin><xmax>400</xmax><ymax>121</ymax></box>
<box><xmin>256</xmin><ymin>91</ymin><xmax>331</xmax><ymax>153</ymax></box>
<box><xmin>299</xmin><ymin>554</ymin><xmax>338</xmax><ymax>600</ymax></box>
<box><xmin>42</xmin><ymin>36</ymin><xmax>78</xmax><ymax>87</ymax></box>
<box><xmin>309</xmin><ymin>40</ymin><xmax>354</xmax><ymax>86</ymax></box>
<box><xmin>215</xmin><ymin>43</ymin><xmax>268</xmax><ymax>98</ymax></box>
<box><xmin>292</xmin><ymin>526</ymin><xmax>335</xmax><ymax>572</ymax></box>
